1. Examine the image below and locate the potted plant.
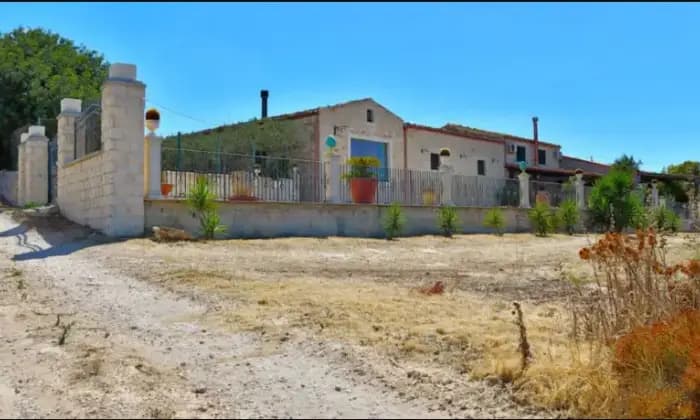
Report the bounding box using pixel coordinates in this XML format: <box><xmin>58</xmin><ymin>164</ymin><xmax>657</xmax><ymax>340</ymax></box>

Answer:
<box><xmin>422</xmin><ymin>188</ymin><xmax>436</xmax><ymax>205</ymax></box>
<box><xmin>160</xmin><ymin>171</ymin><xmax>173</xmax><ymax>197</ymax></box>
<box><xmin>228</xmin><ymin>174</ymin><xmax>258</xmax><ymax>201</ymax></box>
<box><xmin>342</xmin><ymin>156</ymin><xmax>380</xmax><ymax>204</ymax></box>
<box><xmin>145</xmin><ymin>108</ymin><xmax>160</xmax><ymax>134</ymax></box>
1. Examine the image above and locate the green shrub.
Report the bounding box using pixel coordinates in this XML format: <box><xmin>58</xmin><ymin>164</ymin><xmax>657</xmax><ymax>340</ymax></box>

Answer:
<box><xmin>529</xmin><ymin>201</ymin><xmax>557</xmax><ymax>237</ymax></box>
<box><xmin>23</xmin><ymin>201</ymin><xmax>40</xmax><ymax>209</ymax></box>
<box><xmin>383</xmin><ymin>202</ymin><xmax>406</xmax><ymax>240</ymax></box>
<box><xmin>651</xmin><ymin>207</ymin><xmax>681</xmax><ymax>233</ymax></box>
<box><xmin>187</xmin><ymin>176</ymin><xmax>216</xmax><ymax>214</ymax></box>
<box><xmin>199</xmin><ymin>210</ymin><xmax>227</xmax><ymax>240</ymax></box>
<box><xmin>437</xmin><ymin>206</ymin><xmax>460</xmax><ymax>238</ymax></box>
<box><xmin>556</xmin><ymin>199</ymin><xmax>580</xmax><ymax>235</ymax></box>
<box><xmin>483</xmin><ymin>208</ymin><xmax>505</xmax><ymax>236</ymax></box>
<box><xmin>187</xmin><ymin>176</ymin><xmax>226</xmax><ymax>239</ymax></box>
<box><xmin>588</xmin><ymin>169</ymin><xmax>643</xmax><ymax>232</ymax></box>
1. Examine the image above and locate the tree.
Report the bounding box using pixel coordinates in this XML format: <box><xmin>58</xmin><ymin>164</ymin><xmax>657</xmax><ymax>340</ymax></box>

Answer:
<box><xmin>587</xmin><ymin>169</ymin><xmax>645</xmax><ymax>232</ymax></box>
<box><xmin>659</xmin><ymin>160</ymin><xmax>700</xmax><ymax>203</ymax></box>
<box><xmin>665</xmin><ymin>160</ymin><xmax>700</xmax><ymax>177</ymax></box>
<box><xmin>611</xmin><ymin>154</ymin><xmax>642</xmax><ymax>173</ymax></box>
<box><xmin>0</xmin><ymin>27</ymin><xmax>109</xmax><ymax>169</ymax></box>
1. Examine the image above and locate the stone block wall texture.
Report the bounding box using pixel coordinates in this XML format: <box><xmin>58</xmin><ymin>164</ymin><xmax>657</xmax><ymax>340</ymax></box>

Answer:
<box><xmin>56</xmin><ymin>63</ymin><xmax>146</xmax><ymax>237</ymax></box>
<box><xmin>57</xmin><ymin>152</ymin><xmax>107</xmax><ymax>230</ymax></box>
<box><xmin>0</xmin><ymin>170</ymin><xmax>18</xmax><ymax>205</ymax></box>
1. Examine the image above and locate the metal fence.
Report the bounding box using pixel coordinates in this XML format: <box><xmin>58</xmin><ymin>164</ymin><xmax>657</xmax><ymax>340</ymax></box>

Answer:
<box><xmin>161</xmin><ymin>147</ymin><xmax>324</xmax><ymax>202</ymax></box>
<box><xmin>529</xmin><ymin>180</ymin><xmax>575</xmax><ymax>207</ymax></box>
<box><xmin>335</xmin><ymin>165</ymin><xmax>520</xmax><ymax>207</ymax></box>
<box><xmin>74</xmin><ymin>101</ymin><xmax>101</xmax><ymax>159</ymax></box>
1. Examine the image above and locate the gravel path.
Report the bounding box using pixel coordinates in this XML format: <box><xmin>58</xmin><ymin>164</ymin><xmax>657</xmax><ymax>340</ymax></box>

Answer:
<box><xmin>0</xmin><ymin>209</ymin><xmax>546</xmax><ymax>418</ymax></box>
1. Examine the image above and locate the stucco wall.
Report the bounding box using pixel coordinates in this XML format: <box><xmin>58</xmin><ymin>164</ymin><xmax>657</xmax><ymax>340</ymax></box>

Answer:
<box><xmin>0</xmin><ymin>170</ymin><xmax>18</xmax><ymax>205</ymax></box>
<box><xmin>406</xmin><ymin>128</ymin><xmax>505</xmax><ymax>177</ymax></box>
<box><xmin>57</xmin><ymin>151</ymin><xmax>107</xmax><ymax>231</ymax></box>
<box><xmin>504</xmin><ymin>139</ymin><xmax>561</xmax><ymax>169</ymax></box>
<box><xmin>318</xmin><ymin>100</ymin><xmax>405</xmax><ymax>169</ymax></box>
<box><xmin>145</xmin><ymin>200</ymin><xmax>533</xmax><ymax>238</ymax></box>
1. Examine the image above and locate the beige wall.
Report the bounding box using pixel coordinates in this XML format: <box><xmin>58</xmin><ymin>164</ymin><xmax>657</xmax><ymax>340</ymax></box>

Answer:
<box><xmin>504</xmin><ymin>139</ymin><xmax>561</xmax><ymax>169</ymax></box>
<box><xmin>318</xmin><ymin>100</ymin><xmax>405</xmax><ymax>168</ymax></box>
<box><xmin>406</xmin><ymin>128</ymin><xmax>505</xmax><ymax>177</ymax></box>
<box><xmin>57</xmin><ymin>151</ymin><xmax>107</xmax><ymax>230</ymax></box>
<box><xmin>145</xmin><ymin>199</ymin><xmax>533</xmax><ymax>238</ymax></box>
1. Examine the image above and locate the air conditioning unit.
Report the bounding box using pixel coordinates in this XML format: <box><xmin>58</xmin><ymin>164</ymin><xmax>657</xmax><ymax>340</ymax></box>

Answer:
<box><xmin>507</xmin><ymin>143</ymin><xmax>516</xmax><ymax>154</ymax></box>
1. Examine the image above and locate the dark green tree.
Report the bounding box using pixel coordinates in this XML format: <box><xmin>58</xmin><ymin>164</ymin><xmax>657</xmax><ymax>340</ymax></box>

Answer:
<box><xmin>611</xmin><ymin>154</ymin><xmax>642</xmax><ymax>174</ymax></box>
<box><xmin>0</xmin><ymin>27</ymin><xmax>109</xmax><ymax>169</ymax></box>
<box><xmin>659</xmin><ymin>160</ymin><xmax>700</xmax><ymax>203</ymax></box>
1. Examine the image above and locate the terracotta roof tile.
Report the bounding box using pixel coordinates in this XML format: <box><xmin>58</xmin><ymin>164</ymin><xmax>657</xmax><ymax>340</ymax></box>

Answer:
<box><xmin>442</xmin><ymin>123</ymin><xmax>561</xmax><ymax>148</ymax></box>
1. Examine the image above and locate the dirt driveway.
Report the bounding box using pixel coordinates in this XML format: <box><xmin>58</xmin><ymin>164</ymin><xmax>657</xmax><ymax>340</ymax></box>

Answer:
<box><xmin>3</xmin><ymin>208</ymin><xmax>694</xmax><ymax>418</ymax></box>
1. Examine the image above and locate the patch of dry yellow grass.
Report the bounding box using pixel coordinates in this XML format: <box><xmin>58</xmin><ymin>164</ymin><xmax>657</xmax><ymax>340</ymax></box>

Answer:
<box><xmin>161</xmin><ymin>268</ymin><xmax>618</xmax><ymax>416</ymax></box>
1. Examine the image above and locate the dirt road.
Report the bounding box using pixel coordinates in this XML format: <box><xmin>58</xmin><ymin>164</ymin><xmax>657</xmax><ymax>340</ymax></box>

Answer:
<box><xmin>0</xmin><ymin>208</ymin><xmax>553</xmax><ymax>419</ymax></box>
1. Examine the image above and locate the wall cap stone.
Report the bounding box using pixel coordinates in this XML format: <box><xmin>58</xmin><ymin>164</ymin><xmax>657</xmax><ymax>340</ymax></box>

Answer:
<box><xmin>108</xmin><ymin>63</ymin><xmax>136</xmax><ymax>81</ymax></box>
<box><xmin>60</xmin><ymin>98</ymin><xmax>82</xmax><ymax>113</ymax></box>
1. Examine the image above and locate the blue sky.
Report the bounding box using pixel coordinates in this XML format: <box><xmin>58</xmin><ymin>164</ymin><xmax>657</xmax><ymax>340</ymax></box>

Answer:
<box><xmin>3</xmin><ymin>2</ymin><xmax>699</xmax><ymax>171</ymax></box>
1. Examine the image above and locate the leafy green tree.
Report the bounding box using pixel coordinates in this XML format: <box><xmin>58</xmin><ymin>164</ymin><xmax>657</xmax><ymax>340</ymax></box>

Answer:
<box><xmin>659</xmin><ymin>160</ymin><xmax>700</xmax><ymax>203</ymax></box>
<box><xmin>611</xmin><ymin>154</ymin><xmax>642</xmax><ymax>174</ymax></box>
<box><xmin>0</xmin><ymin>27</ymin><xmax>109</xmax><ymax>169</ymax></box>
<box><xmin>588</xmin><ymin>169</ymin><xmax>644</xmax><ymax>232</ymax></box>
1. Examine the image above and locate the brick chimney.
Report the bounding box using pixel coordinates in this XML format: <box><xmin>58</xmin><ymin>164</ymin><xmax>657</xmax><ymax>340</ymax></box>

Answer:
<box><xmin>260</xmin><ymin>90</ymin><xmax>269</xmax><ymax>118</ymax></box>
<box><xmin>532</xmin><ymin>116</ymin><xmax>539</xmax><ymax>168</ymax></box>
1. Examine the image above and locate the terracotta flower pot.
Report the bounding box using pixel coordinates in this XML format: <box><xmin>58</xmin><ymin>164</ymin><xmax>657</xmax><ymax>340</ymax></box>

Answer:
<box><xmin>349</xmin><ymin>178</ymin><xmax>378</xmax><ymax>204</ymax></box>
<box><xmin>161</xmin><ymin>183</ymin><xmax>173</xmax><ymax>197</ymax></box>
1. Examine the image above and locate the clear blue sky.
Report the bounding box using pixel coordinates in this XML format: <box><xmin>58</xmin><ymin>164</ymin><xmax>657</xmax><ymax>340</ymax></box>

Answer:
<box><xmin>3</xmin><ymin>2</ymin><xmax>699</xmax><ymax>171</ymax></box>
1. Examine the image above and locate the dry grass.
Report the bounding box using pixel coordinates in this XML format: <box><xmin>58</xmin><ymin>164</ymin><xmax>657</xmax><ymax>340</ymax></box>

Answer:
<box><xmin>106</xmin><ymin>232</ymin><xmax>700</xmax><ymax>416</ymax></box>
<box><xmin>160</xmin><ymin>268</ymin><xmax>614</xmax><ymax>415</ymax></box>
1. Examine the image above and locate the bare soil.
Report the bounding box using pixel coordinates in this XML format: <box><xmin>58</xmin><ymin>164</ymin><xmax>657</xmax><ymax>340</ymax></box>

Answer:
<box><xmin>1</xmin><ymin>207</ymin><xmax>697</xmax><ymax>418</ymax></box>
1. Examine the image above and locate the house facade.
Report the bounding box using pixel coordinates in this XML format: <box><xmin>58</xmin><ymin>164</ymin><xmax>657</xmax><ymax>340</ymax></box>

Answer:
<box><xmin>199</xmin><ymin>95</ymin><xmax>621</xmax><ymax>186</ymax></box>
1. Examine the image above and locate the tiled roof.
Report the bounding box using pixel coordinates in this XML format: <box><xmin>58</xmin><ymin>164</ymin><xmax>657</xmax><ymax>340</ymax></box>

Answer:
<box><xmin>504</xmin><ymin>163</ymin><xmax>600</xmax><ymax>178</ymax></box>
<box><xmin>441</xmin><ymin>123</ymin><xmax>561</xmax><ymax>148</ymax></box>
<box><xmin>561</xmin><ymin>155</ymin><xmax>612</xmax><ymax>170</ymax></box>
<box><xmin>404</xmin><ymin>123</ymin><xmax>505</xmax><ymax>145</ymax></box>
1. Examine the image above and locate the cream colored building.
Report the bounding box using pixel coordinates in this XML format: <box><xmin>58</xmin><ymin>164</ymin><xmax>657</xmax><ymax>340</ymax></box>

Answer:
<box><xmin>249</xmin><ymin>97</ymin><xmax>572</xmax><ymax>181</ymax></box>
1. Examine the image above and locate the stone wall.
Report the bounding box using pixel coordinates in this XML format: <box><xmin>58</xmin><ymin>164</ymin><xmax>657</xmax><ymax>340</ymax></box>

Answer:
<box><xmin>56</xmin><ymin>63</ymin><xmax>146</xmax><ymax>237</ymax></box>
<box><xmin>144</xmin><ymin>200</ymin><xmax>533</xmax><ymax>239</ymax></box>
<box><xmin>57</xmin><ymin>151</ymin><xmax>106</xmax><ymax>230</ymax></box>
<box><xmin>0</xmin><ymin>170</ymin><xmax>18</xmax><ymax>205</ymax></box>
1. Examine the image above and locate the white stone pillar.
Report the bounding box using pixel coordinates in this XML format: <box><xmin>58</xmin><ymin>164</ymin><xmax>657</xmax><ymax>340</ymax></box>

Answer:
<box><xmin>144</xmin><ymin>133</ymin><xmax>162</xmax><ymax>198</ymax></box>
<box><xmin>16</xmin><ymin>135</ymin><xmax>27</xmax><ymax>206</ymax></box>
<box><xmin>101</xmin><ymin>63</ymin><xmax>146</xmax><ymax>237</ymax></box>
<box><xmin>574</xmin><ymin>172</ymin><xmax>585</xmax><ymax>209</ymax></box>
<box><xmin>327</xmin><ymin>154</ymin><xmax>341</xmax><ymax>203</ymax></box>
<box><xmin>651</xmin><ymin>181</ymin><xmax>659</xmax><ymax>208</ymax></box>
<box><xmin>518</xmin><ymin>172</ymin><xmax>531</xmax><ymax>208</ymax></box>
<box><xmin>57</xmin><ymin>99</ymin><xmax>81</xmax><ymax>167</ymax></box>
<box><xmin>22</xmin><ymin>126</ymin><xmax>50</xmax><ymax>206</ymax></box>
<box><xmin>56</xmin><ymin>98</ymin><xmax>81</xmax><ymax>211</ymax></box>
<box><xmin>440</xmin><ymin>163</ymin><xmax>454</xmax><ymax>206</ymax></box>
